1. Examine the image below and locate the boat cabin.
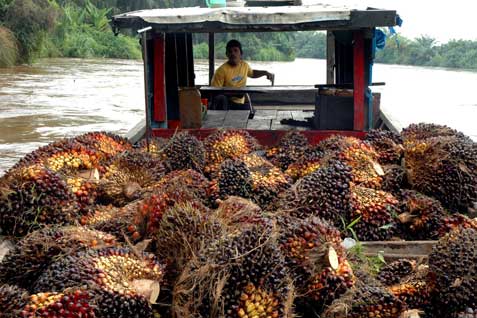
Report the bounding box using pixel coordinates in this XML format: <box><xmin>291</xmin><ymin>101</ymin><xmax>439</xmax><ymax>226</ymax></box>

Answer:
<box><xmin>111</xmin><ymin>3</ymin><xmax>399</xmax><ymax>144</ymax></box>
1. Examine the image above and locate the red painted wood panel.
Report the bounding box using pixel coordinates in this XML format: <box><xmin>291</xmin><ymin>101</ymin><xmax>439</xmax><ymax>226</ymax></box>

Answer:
<box><xmin>152</xmin><ymin>128</ymin><xmax>366</xmax><ymax>146</ymax></box>
<box><xmin>153</xmin><ymin>34</ymin><xmax>167</xmax><ymax>123</ymax></box>
<box><xmin>353</xmin><ymin>31</ymin><xmax>366</xmax><ymax>131</ymax></box>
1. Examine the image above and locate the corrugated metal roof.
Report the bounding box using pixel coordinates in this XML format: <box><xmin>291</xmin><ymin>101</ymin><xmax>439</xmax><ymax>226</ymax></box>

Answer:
<box><xmin>111</xmin><ymin>4</ymin><xmax>398</xmax><ymax>33</ymax></box>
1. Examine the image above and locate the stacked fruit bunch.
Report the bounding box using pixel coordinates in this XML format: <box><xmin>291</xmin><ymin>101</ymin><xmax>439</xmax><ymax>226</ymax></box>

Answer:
<box><xmin>364</xmin><ymin>129</ymin><xmax>403</xmax><ymax>165</ymax></box>
<box><xmin>217</xmin><ymin>158</ymin><xmax>253</xmax><ymax>199</ymax></box>
<box><xmin>0</xmin><ymin>284</ymin><xmax>28</xmax><ymax>318</ymax></box>
<box><xmin>284</xmin><ymin>146</ymin><xmax>325</xmax><ymax>181</ymax></box>
<box><xmin>73</xmin><ymin>132</ymin><xmax>132</xmax><ymax>158</ymax></box>
<box><xmin>436</xmin><ymin>213</ymin><xmax>477</xmax><ymax>237</ymax></box>
<box><xmin>66</xmin><ymin>176</ymin><xmax>98</xmax><ymax>209</ymax></box>
<box><xmin>266</xmin><ymin>131</ymin><xmax>309</xmax><ymax>170</ymax></box>
<box><xmin>350</xmin><ymin>185</ymin><xmax>400</xmax><ymax>241</ymax></box>
<box><xmin>215</xmin><ymin>196</ymin><xmax>264</xmax><ymax>231</ymax></box>
<box><xmin>44</xmin><ymin>146</ymin><xmax>99</xmax><ymax>174</ymax></box>
<box><xmin>0</xmin><ymin>165</ymin><xmax>80</xmax><ymax>236</ymax></box>
<box><xmin>377</xmin><ymin>259</ymin><xmax>416</xmax><ymax>286</ymax></box>
<box><xmin>380</xmin><ymin>164</ymin><xmax>406</xmax><ymax>195</ymax></box>
<box><xmin>134</xmin><ymin>137</ymin><xmax>168</xmax><ymax>155</ymax></box>
<box><xmin>401</xmin><ymin>123</ymin><xmax>472</xmax><ymax>142</ymax></box>
<box><xmin>160</xmin><ymin>131</ymin><xmax>205</xmax><ymax>172</ymax></box>
<box><xmin>235</xmin><ymin>282</ymin><xmax>281</xmax><ymax>318</ymax></box>
<box><xmin>204</xmin><ymin>129</ymin><xmax>260</xmax><ymax>177</ymax></box>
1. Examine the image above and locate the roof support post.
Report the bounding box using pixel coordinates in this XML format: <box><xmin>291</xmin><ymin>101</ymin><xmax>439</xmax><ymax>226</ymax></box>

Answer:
<box><xmin>153</xmin><ymin>33</ymin><xmax>168</xmax><ymax>127</ymax></box>
<box><xmin>326</xmin><ymin>31</ymin><xmax>335</xmax><ymax>84</ymax></box>
<box><xmin>208</xmin><ymin>32</ymin><xmax>215</xmax><ymax>85</ymax></box>
<box><xmin>353</xmin><ymin>30</ymin><xmax>366</xmax><ymax>131</ymax></box>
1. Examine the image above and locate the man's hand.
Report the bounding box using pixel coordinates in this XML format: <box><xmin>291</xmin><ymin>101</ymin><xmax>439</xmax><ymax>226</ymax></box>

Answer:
<box><xmin>266</xmin><ymin>72</ymin><xmax>275</xmax><ymax>86</ymax></box>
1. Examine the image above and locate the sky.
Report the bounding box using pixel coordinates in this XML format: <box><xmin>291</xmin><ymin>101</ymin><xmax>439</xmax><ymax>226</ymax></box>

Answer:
<box><xmin>302</xmin><ymin>0</ymin><xmax>477</xmax><ymax>43</ymax></box>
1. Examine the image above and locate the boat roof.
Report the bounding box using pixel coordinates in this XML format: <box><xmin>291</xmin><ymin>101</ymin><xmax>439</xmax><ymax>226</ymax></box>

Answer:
<box><xmin>111</xmin><ymin>4</ymin><xmax>398</xmax><ymax>33</ymax></box>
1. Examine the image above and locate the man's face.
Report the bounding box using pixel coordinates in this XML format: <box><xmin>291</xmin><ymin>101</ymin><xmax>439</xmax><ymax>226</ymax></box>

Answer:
<box><xmin>226</xmin><ymin>46</ymin><xmax>242</xmax><ymax>65</ymax></box>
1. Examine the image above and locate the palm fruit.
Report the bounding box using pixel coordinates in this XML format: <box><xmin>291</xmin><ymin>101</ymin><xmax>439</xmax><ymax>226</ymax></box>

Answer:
<box><xmin>277</xmin><ymin>215</ymin><xmax>354</xmax><ymax>311</ymax></box>
<box><xmin>428</xmin><ymin>228</ymin><xmax>477</xmax><ymax>313</ymax></box>
<box><xmin>33</xmin><ymin>247</ymin><xmax>164</xmax><ymax>317</ymax></box>
<box><xmin>134</xmin><ymin>137</ymin><xmax>168</xmax><ymax>155</ymax></box>
<box><xmin>0</xmin><ymin>226</ymin><xmax>116</xmax><ymax>289</ymax></box>
<box><xmin>0</xmin><ymin>284</ymin><xmax>29</xmax><ymax>318</ymax></box>
<box><xmin>174</xmin><ymin>221</ymin><xmax>293</xmax><ymax>318</ymax></box>
<box><xmin>43</xmin><ymin>145</ymin><xmax>100</xmax><ymax>174</ymax></box>
<box><xmin>318</xmin><ymin>135</ymin><xmax>384</xmax><ymax>189</ymax></box>
<box><xmin>97</xmin><ymin>151</ymin><xmax>167</xmax><ymax>206</ymax></box>
<box><xmin>381</xmin><ymin>164</ymin><xmax>406</xmax><ymax>195</ymax></box>
<box><xmin>323</xmin><ymin>284</ymin><xmax>406</xmax><ymax>318</ymax></box>
<box><xmin>21</xmin><ymin>288</ymin><xmax>95</xmax><ymax>318</ymax></box>
<box><xmin>0</xmin><ymin>165</ymin><xmax>80</xmax><ymax>236</ymax></box>
<box><xmin>285</xmin><ymin>146</ymin><xmax>325</xmax><ymax>181</ymax></box>
<box><xmin>65</xmin><ymin>176</ymin><xmax>99</xmax><ymax>213</ymax></box>
<box><xmin>160</xmin><ymin>131</ymin><xmax>205</xmax><ymax>172</ymax></box>
<box><xmin>396</xmin><ymin>190</ymin><xmax>448</xmax><ymax>240</ymax></box>
<box><xmin>365</xmin><ymin>129</ymin><xmax>403</xmax><ymax>165</ymax></box>
<box><xmin>240</xmin><ymin>153</ymin><xmax>292</xmax><ymax>208</ymax></box>
<box><xmin>350</xmin><ymin>185</ymin><xmax>400</xmax><ymax>241</ymax></box>
<box><xmin>403</xmin><ymin>135</ymin><xmax>477</xmax><ymax>210</ymax></box>
<box><xmin>203</xmin><ymin>129</ymin><xmax>260</xmax><ymax>177</ymax></box>
<box><xmin>436</xmin><ymin>213</ymin><xmax>477</xmax><ymax>237</ymax></box>
<box><xmin>274</xmin><ymin>159</ymin><xmax>352</xmax><ymax>226</ymax></box>
<box><xmin>402</xmin><ymin>123</ymin><xmax>472</xmax><ymax>142</ymax></box>
<box><xmin>215</xmin><ymin>196</ymin><xmax>263</xmax><ymax>231</ymax></box>
<box><xmin>73</xmin><ymin>131</ymin><xmax>132</xmax><ymax>158</ymax></box>
<box><xmin>266</xmin><ymin>131</ymin><xmax>309</xmax><ymax>170</ymax></box>
<box><xmin>377</xmin><ymin>259</ymin><xmax>416</xmax><ymax>286</ymax></box>
<box><xmin>217</xmin><ymin>159</ymin><xmax>253</xmax><ymax>199</ymax></box>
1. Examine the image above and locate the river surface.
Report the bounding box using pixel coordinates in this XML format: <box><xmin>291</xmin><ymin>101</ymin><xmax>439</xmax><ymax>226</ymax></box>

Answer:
<box><xmin>1</xmin><ymin>57</ymin><xmax>476</xmax><ymax>174</ymax></box>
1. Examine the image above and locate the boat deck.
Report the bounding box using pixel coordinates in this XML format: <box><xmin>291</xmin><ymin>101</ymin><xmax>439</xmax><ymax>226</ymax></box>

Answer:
<box><xmin>202</xmin><ymin>109</ymin><xmax>312</xmax><ymax>130</ymax></box>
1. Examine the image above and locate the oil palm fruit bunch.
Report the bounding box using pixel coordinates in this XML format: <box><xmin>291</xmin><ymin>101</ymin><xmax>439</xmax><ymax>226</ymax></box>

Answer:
<box><xmin>33</xmin><ymin>247</ymin><xmax>164</xmax><ymax>317</ymax></box>
<box><xmin>402</xmin><ymin>123</ymin><xmax>472</xmax><ymax>143</ymax></box>
<box><xmin>134</xmin><ymin>137</ymin><xmax>168</xmax><ymax>155</ymax></box>
<box><xmin>98</xmin><ymin>151</ymin><xmax>167</xmax><ymax>207</ymax></box>
<box><xmin>66</xmin><ymin>176</ymin><xmax>98</xmax><ymax>212</ymax></box>
<box><xmin>277</xmin><ymin>215</ymin><xmax>354</xmax><ymax>311</ymax></box>
<box><xmin>284</xmin><ymin>146</ymin><xmax>325</xmax><ymax>181</ymax></box>
<box><xmin>73</xmin><ymin>131</ymin><xmax>132</xmax><ymax>158</ymax></box>
<box><xmin>274</xmin><ymin>159</ymin><xmax>353</xmax><ymax>226</ymax></box>
<box><xmin>0</xmin><ymin>284</ymin><xmax>29</xmax><ymax>318</ymax></box>
<box><xmin>349</xmin><ymin>185</ymin><xmax>400</xmax><ymax>241</ymax></box>
<box><xmin>43</xmin><ymin>145</ymin><xmax>100</xmax><ymax>174</ymax></box>
<box><xmin>0</xmin><ymin>226</ymin><xmax>116</xmax><ymax>289</ymax></box>
<box><xmin>215</xmin><ymin>196</ymin><xmax>264</xmax><ymax>231</ymax></box>
<box><xmin>217</xmin><ymin>158</ymin><xmax>253</xmax><ymax>199</ymax></box>
<box><xmin>428</xmin><ymin>228</ymin><xmax>477</xmax><ymax>314</ymax></box>
<box><xmin>203</xmin><ymin>129</ymin><xmax>260</xmax><ymax>177</ymax></box>
<box><xmin>240</xmin><ymin>153</ymin><xmax>292</xmax><ymax>208</ymax></box>
<box><xmin>377</xmin><ymin>259</ymin><xmax>416</xmax><ymax>286</ymax></box>
<box><xmin>436</xmin><ymin>213</ymin><xmax>477</xmax><ymax>237</ymax></box>
<box><xmin>265</xmin><ymin>131</ymin><xmax>309</xmax><ymax>170</ymax></box>
<box><xmin>403</xmin><ymin>134</ymin><xmax>477</xmax><ymax>210</ymax></box>
<box><xmin>381</xmin><ymin>164</ymin><xmax>406</xmax><ymax>195</ymax></box>
<box><xmin>0</xmin><ymin>165</ymin><xmax>80</xmax><ymax>236</ymax></box>
<box><xmin>20</xmin><ymin>288</ymin><xmax>95</xmax><ymax>318</ymax></box>
<box><xmin>160</xmin><ymin>131</ymin><xmax>205</xmax><ymax>172</ymax></box>
<box><xmin>364</xmin><ymin>129</ymin><xmax>403</xmax><ymax>165</ymax></box>
<box><xmin>396</xmin><ymin>190</ymin><xmax>448</xmax><ymax>240</ymax></box>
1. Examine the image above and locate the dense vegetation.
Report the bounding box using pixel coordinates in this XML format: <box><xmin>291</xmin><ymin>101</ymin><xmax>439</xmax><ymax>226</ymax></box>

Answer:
<box><xmin>1</xmin><ymin>0</ymin><xmax>477</xmax><ymax>70</ymax></box>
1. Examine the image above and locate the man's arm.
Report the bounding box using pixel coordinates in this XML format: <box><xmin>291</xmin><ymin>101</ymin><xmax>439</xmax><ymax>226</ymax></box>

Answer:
<box><xmin>211</xmin><ymin>68</ymin><xmax>225</xmax><ymax>87</ymax></box>
<box><xmin>251</xmin><ymin>69</ymin><xmax>274</xmax><ymax>83</ymax></box>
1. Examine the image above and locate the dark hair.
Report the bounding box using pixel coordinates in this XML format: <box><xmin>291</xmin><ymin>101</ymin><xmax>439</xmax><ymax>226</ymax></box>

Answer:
<box><xmin>226</xmin><ymin>39</ymin><xmax>243</xmax><ymax>55</ymax></box>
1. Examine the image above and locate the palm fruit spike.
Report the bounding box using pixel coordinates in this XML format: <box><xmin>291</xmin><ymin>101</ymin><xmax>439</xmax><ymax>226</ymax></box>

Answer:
<box><xmin>161</xmin><ymin>131</ymin><xmax>205</xmax><ymax>172</ymax></box>
<box><xmin>403</xmin><ymin>135</ymin><xmax>477</xmax><ymax>210</ymax></box>
<box><xmin>364</xmin><ymin>129</ymin><xmax>403</xmax><ymax>165</ymax></box>
<box><xmin>73</xmin><ymin>131</ymin><xmax>132</xmax><ymax>157</ymax></box>
<box><xmin>377</xmin><ymin>259</ymin><xmax>416</xmax><ymax>286</ymax></box>
<box><xmin>155</xmin><ymin>202</ymin><xmax>223</xmax><ymax>290</ymax></box>
<box><xmin>240</xmin><ymin>153</ymin><xmax>292</xmax><ymax>208</ymax></box>
<box><xmin>350</xmin><ymin>185</ymin><xmax>400</xmax><ymax>241</ymax></box>
<box><xmin>285</xmin><ymin>146</ymin><xmax>325</xmax><ymax>181</ymax></box>
<box><xmin>215</xmin><ymin>196</ymin><xmax>263</xmax><ymax>231</ymax></box>
<box><xmin>0</xmin><ymin>284</ymin><xmax>29</xmax><ymax>318</ymax></box>
<box><xmin>396</xmin><ymin>190</ymin><xmax>448</xmax><ymax>240</ymax></box>
<box><xmin>97</xmin><ymin>151</ymin><xmax>167</xmax><ymax>207</ymax></box>
<box><xmin>21</xmin><ymin>288</ymin><xmax>95</xmax><ymax>318</ymax></box>
<box><xmin>274</xmin><ymin>159</ymin><xmax>352</xmax><ymax>226</ymax></box>
<box><xmin>203</xmin><ymin>129</ymin><xmax>260</xmax><ymax>177</ymax></box>
<box><xmin>402</xmin><ymin>123</ymin><xmax>472</xmax><ymax>143</ymax></box>
<box><xmin>277</xmin><ymin>215</ymin><xmax>354</xmax><ymax>310</ymax></box>
<box><xmin>381</xmin><ymin>164</ymin><xmax>406</xmax><ymax>195</ymax></box>
<box><xmin>322</xmin><ymin>284</ymin><xmax>407</xmax><ymax>318</ymax></box>
<box><xmin>266</xmin><ymin>131</ymin><xmax>309</xmax><ymax>170</ymax></box>
<box><xmin>0</xmin><ymin>165</ymin><xmax>80</xmax><ymax>236</ymax></box>
<box><xmin>217</xmin><ymin>158</ymin><xmax>253</xmax><ymax>199</ymax></box>
<box><xmin>428</xmin><ymin>228</ymin><xmax>477</xmax><ymax>314</ymax></box>
<box><xmin>0</xmin><ymin>226</ymin><xmax>117</xmax><ymax>290</ymax></box>
<box><xmin>436</xmin><ymin>213</ymin><xmax>477</xmax><ymax>238</ymax></box>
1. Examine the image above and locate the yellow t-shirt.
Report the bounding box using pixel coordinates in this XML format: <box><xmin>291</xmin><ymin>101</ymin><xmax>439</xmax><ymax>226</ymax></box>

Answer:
<box><xmin>211</xmin><ymin>60</ymin><xmax>253</xmax><ymax>104</ymax></box>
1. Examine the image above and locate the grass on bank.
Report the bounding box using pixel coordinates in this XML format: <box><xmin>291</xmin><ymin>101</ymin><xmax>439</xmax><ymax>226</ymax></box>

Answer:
<box><xmin>0</xmin><ymin>26</ymin><xmax>18</xmax><ymax>67</ymax></box>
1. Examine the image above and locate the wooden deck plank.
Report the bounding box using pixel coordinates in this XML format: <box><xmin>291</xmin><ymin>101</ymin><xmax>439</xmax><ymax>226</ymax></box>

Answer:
<box><xmin>253</xmin><ymin>109</ymin><xmax>277</xmax><ymax>120</ymax></box>
<box><xmin>246</xmin><ymin>119</ymin><xmax>272</xmax><ymax>130</ymax></box>
<box><xmin>202</xmin><ymin>110</ymin><xmax>227</xmax><ymax>128</ymax></box>
<box><xmin>222</xmin><ymin>110</ymin><xmax>250</xmax><ymax>128</ymax></box>
<box><xmin>276</xmin><ymin>110</ymin><xmax>293</xmax><ymax>120</ymax></box>
<box><xmin>290</xmin><ymin>110</ymin><xmax>311</xmax><ymax>120</ymax></box>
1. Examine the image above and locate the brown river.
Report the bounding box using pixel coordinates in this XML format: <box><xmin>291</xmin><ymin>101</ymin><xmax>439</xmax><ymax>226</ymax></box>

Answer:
<box><xmin>1</xmin><ymin>57</ymin><xmax>476</xmax><ymax>174</ymax></box>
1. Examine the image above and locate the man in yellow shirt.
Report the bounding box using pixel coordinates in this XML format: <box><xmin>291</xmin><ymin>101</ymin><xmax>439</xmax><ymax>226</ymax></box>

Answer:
<box><xmin>211</xmin><ymin>39</ymin><xmax>274</xmax><ymax>110</ymax></box>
